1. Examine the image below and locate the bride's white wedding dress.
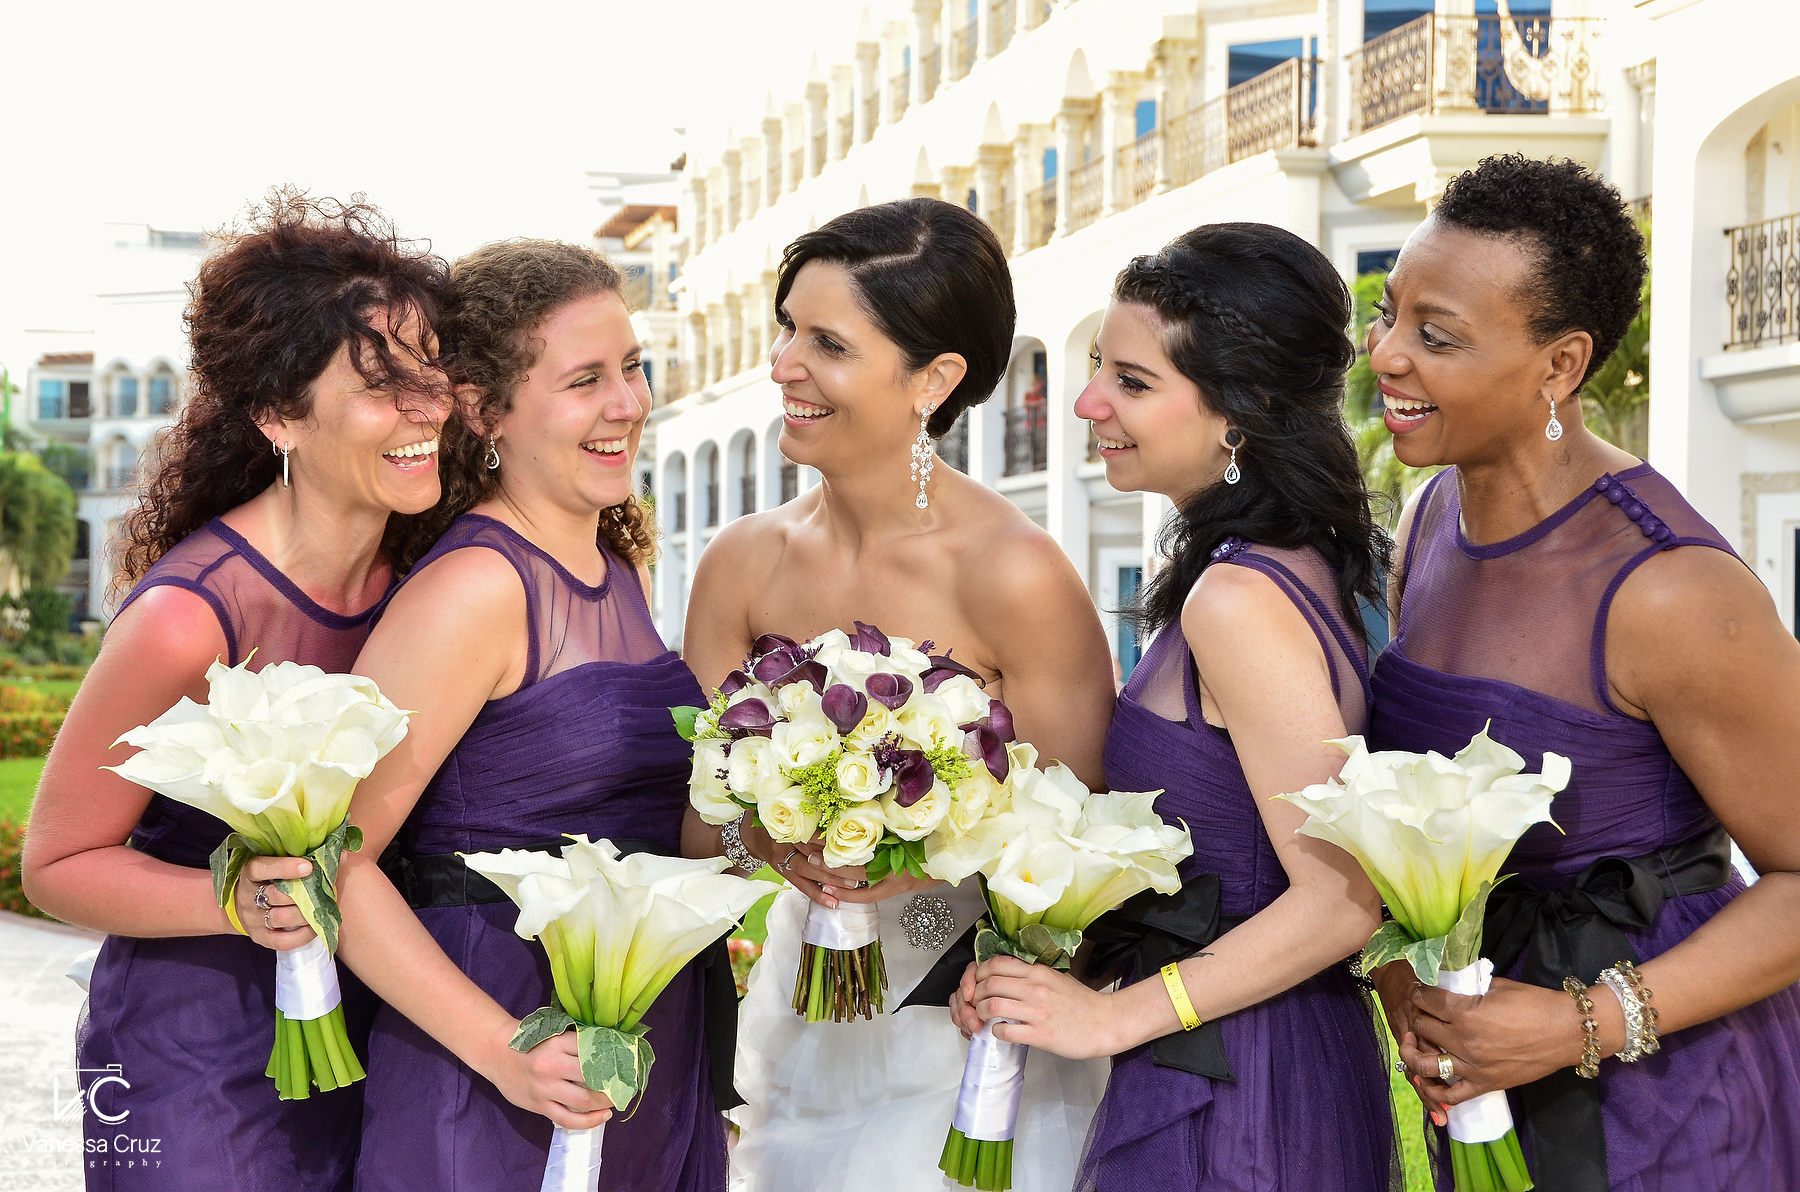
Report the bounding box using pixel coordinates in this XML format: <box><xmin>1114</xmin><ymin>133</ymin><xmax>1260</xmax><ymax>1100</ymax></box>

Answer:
<box><xmin>729</xmin><ymin>880</ymin><xmax>1109</xmax><ymax>1191</ymax></box>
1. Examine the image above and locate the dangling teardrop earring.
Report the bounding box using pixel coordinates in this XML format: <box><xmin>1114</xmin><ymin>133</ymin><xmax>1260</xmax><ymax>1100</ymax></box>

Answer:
<box><xmin>485</xmin><ymin>433</ymin><xmax>501</xmax><ymax>470</ymax></box>
<box><xmin>910</xmin><ymin>405</ymin><xmax>936</xmax><ymax>510</ymax></box>
<box><xmin>1545</xmin><ymin>395</ymin><xmax>1565</xmax><ymax>442</ymax></box>
<box><xmin>1223</xmin><ymin>428</ymin><xmax>1243</xmax><ymax>485</ymax></box>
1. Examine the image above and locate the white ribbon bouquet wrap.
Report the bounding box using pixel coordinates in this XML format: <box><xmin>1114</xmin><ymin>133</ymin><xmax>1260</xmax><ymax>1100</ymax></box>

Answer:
<box><xmin>1277</xmin><ymin>724</ymin><xmax>1568</xmax><ymax>1192</ymax></box>
<box><xmin>679</xmin><ymin>621</ymin><xmax>1021</xmax><ymax>1022</ymax></box>
<box><xmin>922</xmin><ymin>765</ymin><xmax>1193</xmax><ymax>1191</ymax></box>
<box><xmin>462</xmin><ymin>837</ymin><xmax>767</xmax><ymax>1192</ymax></box>
<box><xmin>107</xmin><ymin>657</ymin><xmax>411</xmax><ymax>1100</ymax></box>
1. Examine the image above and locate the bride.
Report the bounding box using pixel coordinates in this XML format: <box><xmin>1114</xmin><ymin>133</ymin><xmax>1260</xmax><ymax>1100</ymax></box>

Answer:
<box><xmin>681</xmin><ymin>197</ymin><xmax>1116</xmax><ymax>1190</ymax></box>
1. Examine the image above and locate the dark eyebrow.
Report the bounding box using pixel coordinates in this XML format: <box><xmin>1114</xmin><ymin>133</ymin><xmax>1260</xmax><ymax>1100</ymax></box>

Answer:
<box><xmin>1412</xmin><ymin>301</ymin><xmax>1468</xmax><ymax>325</ymax></box>
<box><xmin>1112</xmin><ymin>359</ymin><xmax>1164</xmax><ymax>381</ymax></box>
<box><xmin>558</xmin><ymin>360</ymin><xmax>608</xmax><ymax>382</ymax></box>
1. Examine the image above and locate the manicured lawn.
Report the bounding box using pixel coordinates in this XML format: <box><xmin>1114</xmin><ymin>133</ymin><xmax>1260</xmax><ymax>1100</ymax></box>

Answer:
<box><xmin>18</xmin><ymin>677</ymin><xmax>83</xmax><ymax>708</ymax></box>
<box><xmin>0</xmin><ymin>756</ymin><xmax>46</xmax><ymax>822</ymax></box>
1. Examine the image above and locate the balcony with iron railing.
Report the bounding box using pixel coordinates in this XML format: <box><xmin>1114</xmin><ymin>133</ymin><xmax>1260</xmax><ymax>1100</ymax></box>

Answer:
<box><xmin>889</xmin><ymin>70</ymin><xmax>910</xmax><ymax>120</ymax></box>
<box><xmin>739</xmin><ymin>475</ymin><xmax>757</xmax><ymax>517</ymax></box>
<box><xmin>659</xmin><ymin>361</ymin><xmax>685</xmax><ymax>405</ymax></box>
<box><xmin>1117</xmin><ymin>130</ymin><xmax>1158</xmax><ymax>208</ymax></box>
<box><xmin>1349</xmin><ymin>13</ymin><xmax>1602</xmax><ymax>138</ymax></box>
<box><xmin>1168</xmin><ymin>57</ymin><xmax>1319</xmax><ymax>189</ymax></box>
<box><xmin>989</xmin><ymin>191</ymin><xmax>1015</xmax><ymax>256</ymax></box>
<box><xmin>938</xmin><ymin>416</ymin><xmax>969</xmax><ymax>474</ymax></box>
<box><xmin>1067</xmin><ymin>157</ymin><xmax>1103</xmax><ymax>233</ymax></box>
<box><xmin>624</xmin><ymin>271</ymin><xmax>652</xmax><ymax>311</ymax></box>
<box><xmin>103</xmin><ymin>465</ymin><xmax>137</xmax><ymax>491</ymax></box>
<box><xmin>705</xmin><ymin>484</ymin><xmax>720</xmax><ymax>528</ymax></box>
<box><xmin>1028</xmin><ymin>180</ymin><xmax>1057</xmax><ymax>251</ymax></box>
<box><xmin>1725</xmin><ymin>212</ymin><xmax>1800</xmax><ymax>350</ymax></box>
<box><xmin>672</xmin><ymin>491</ymin><xmax>688</xmax><ymax>532</ymax></box>
<box><xmin>779</xmin><ymin>461</ymin><xmax>799</xmax><ymax>505</ymax></box>
<box><xmin>1002</xmin><ymin>403</ymin><xmax>1048</xmax><ymax>476</ymax></box>
<box><xmin>36</xmin><ymin>391</ymin><xmax>92</xmax><ymax>420</ymax></box>
<box><xmin>922</xmin><ymin>46</ymin><xmax>942</xmax><ymax>99</ymax></box>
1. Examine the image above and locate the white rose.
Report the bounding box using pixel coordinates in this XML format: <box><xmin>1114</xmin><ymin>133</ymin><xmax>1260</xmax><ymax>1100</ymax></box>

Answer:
<box><xmin>944</xmin><ymin>768</ymin><xmax>999</xmax><ymax>836</ymax></box>
<box><xmin>845</xmin><ymin>702</ymin><xmax>900</xmax><ymax>753</ymax></box>
<box><xmin>776</xmin><ymin>682</ymin><xmax>825</xmax><ymax>723</ymax></box>
<box><xmin>835</xmin><ymin>750</ymin><xmax>893</xmax><ymax>802</ymax></box>
<box><xmin>771</xmin><ymin>711</ymin><xmax>839</xmax><ymax>769</ymax></box>
<box><xmin>726</xmin><ymin>735</ymin><xmax>791</xmax><ymax>801</ymax></box>
<box><xmin>881</xmin><ymin>779</ymin><xmax>950</xmax><ymax>841</ymax></box>
<box><xmin>807</xmin><ymin>629</ymin><xmax>852</xmax><ymax>669</ymax></box>
<box><xmin>822</xmin><ymin>803</ymin><xmax>886</xmax><ymax>869</ymax></box>
<box><xmin>896</xmin><ymin>694</ymin><xmax>962</xmax><ymax>751</ymax></box>
<box><xmin>688</xmin><ymin>739</ymin><xmax>745</xmax><ymax>824</ymax></box>
<box><xmin>825</xmin><ymin>648</ymin><xmax>899</xmax><ymax>693</ymax></box>
<box><xmin>757</xmin><ymin>784</ymin><xmax>819</xmax><ymax>845</ymax></box>
<box><xmin>885</xmin><ymin>640</ymin><xmax>933</xmax><ymax>677</ymax></box>
<box><xmin>932</xmin><ymin>675</ymin><xmax>991</xmax><ymax>726</ymax></box>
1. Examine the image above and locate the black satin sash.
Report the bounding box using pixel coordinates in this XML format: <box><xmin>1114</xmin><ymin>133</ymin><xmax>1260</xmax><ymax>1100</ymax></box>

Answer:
<box><xmin>1477</xmin><ymin>823</ymin><xmax>1733</xmax><ymax>1192</ymax></box>
<box><xmin>388</xmin><ymin>837</ymin><xmax>746</xmax><ymax>1111</ymax></box>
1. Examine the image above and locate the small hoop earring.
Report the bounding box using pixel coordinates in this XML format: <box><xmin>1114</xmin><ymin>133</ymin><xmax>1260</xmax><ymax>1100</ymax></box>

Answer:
<box><xmin>910</xmin><ymin>405</ymin><xmax>936</xmax><ymax>510</ymax></box>
<box><xmin>1223</xmin><ymin>428</ymin><xmax>1242</xmax><ymax>486</ymax></box>
<box><xmin>485</xmin><ymin>433</ymin><xmax>501</xmax><ymax>471</ymax></box>
<box><xmin>1545</xmin><ymin>396</ymin><xmax>1565</xmax><ymax>442</ymax></box>
<box><xmin>277</xmin><ymin>440</ymin><xmax>291</xmax><ymax>488</ymax></box>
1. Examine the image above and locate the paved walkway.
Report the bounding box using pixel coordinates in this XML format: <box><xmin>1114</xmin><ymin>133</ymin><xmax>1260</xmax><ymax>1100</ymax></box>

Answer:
<box><xmin>0</xmin><ymin>912</ymin><xmax>99</xmax><ymax>1192</ymax></box>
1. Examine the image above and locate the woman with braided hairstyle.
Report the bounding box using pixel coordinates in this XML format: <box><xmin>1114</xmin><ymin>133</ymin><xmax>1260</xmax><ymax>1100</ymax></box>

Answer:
<box><xmin>952</xmin><ymin>222</ymin><xmax>1399</xmax><ymax>1191</ymax></box>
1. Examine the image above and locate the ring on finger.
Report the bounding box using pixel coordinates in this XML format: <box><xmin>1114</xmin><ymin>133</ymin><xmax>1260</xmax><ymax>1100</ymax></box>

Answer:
<box><xmin>1393</xmin><ymin>1059</ymin><xmax>1407</xmax><ymax>1074</ymax></box>
<box><xmin>253</xmin><ymin>882</ymin><xmax>271</xmax><ymax>911</ymax></box>
<box><xmin>778</xmin><ymin>848</ymin><xmax>801</xmax><ymax>874</ymax></box>
<box><xmin>262</xmin><ymin>908</ymin><xmax>274</xmax><ymax>931</ymax></box>
<box><xmin>1437</xmin><ymin>1054</ymin><xmax>1455</xmax><ymax>1081</ymax></box>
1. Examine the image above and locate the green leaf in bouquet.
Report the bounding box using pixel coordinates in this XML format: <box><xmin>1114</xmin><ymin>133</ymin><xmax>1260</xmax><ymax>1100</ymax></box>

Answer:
<box><xmin>1441</xmin><ymin>877</ymin><xmax>1502</xmax><ymax>974</ymax></box>
<box><xmin>1361</xmin><ymin>920</ymin><xmax>1421</xmax><ymax>977</ymax></box>
<box><xmin>865</xmin><ymin>842</ymin><xmax>898</xmax><ymax>887</ymax></box>
<box><xmin>509</xmin><ymin>1006</ymin><xmax>580</xmax><ymax>1053</ymax></box>
<box><xmin>1400</xmin><ymin>935</ymin><xmax>1447</xmax><ymax>987</ymax></box>
<box><xmin>575</xmin><ymin>1022</ymin><xmax>656</xmax><ymax>1115</ymax></box>
<box><xmin>1014</xmin><ymin>923</ymin><xmax>1082</xmax><ymax>970</ymax></box>
<box><xmin>901</xmin><ymin>838</ymin><xmax>929</xmax><ymax>880</ymax></box>
<box><xmin>671</xmin><ymin>706</ymin><xmax>702</xmax><ymax>742</ymax></box>
<box><xmin>973</xmin><ymin>924</ymin><xmax>1008</xmax><ymax>966</ymax></box>
<box><xmin>277</xmin><ymin>821</ymin><xmax>363</xmax><ymax>955</ymax></box>
<box><xmin>208</xmin><ymin>831</ymin><xmax>258</xmax><ymax>913</ymax></box>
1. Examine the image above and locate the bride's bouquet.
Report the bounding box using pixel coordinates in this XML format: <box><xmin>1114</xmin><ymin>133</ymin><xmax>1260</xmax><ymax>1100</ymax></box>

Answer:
<box><xmin>1278</xmin><ymin>724</ymin><xmax>1567</xmax><ymax>1192</ymax></box>
<box><xmin>677</xmin><ymin>622</ymin><xmax>1017</xmax><ymax>1022</ymax></box>
<box><xmin>107</xmin><ymin>657</ymin><xmax>411</xmax><ymax>1100</ymax></box>
<box><xmin>927</xmin><ymin>762</ymin><xmax>1193</xmax><ymax>1191</ymax></box>
<box><xmin>463</xmin><ymin>837</ymin><xmax>766</xmax><ymax>1192</ymax></box>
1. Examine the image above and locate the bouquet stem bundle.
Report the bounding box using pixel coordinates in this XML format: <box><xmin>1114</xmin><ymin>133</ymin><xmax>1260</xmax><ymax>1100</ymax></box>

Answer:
<box><xmin>794</xmin><ymin>935</ymin><xmax>886</xmax><ymax>1021</ymax></box>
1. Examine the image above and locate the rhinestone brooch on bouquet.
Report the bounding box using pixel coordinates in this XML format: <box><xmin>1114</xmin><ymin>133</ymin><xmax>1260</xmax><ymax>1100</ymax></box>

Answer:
<box><xmin>900</xmin><ymin>894</ymin><xmax>955</xmax><ymax>951</ymax></box>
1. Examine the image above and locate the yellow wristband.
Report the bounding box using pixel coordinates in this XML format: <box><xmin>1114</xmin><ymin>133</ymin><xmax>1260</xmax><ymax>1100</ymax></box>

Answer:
<box><xmin>1161</xmin><ymin>962</ymin><xmax>1201</xmax><ymax>1032</ymax></box>
<box><xmin>222</xmin><ymin>881</ymin><xmax>248</xmax><ymax>937</ymax></box>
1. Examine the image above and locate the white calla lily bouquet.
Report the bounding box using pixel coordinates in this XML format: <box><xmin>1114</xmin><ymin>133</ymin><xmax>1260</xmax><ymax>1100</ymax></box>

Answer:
<box><xmin>926</xmin><ymin>761</ymin><xmax>1193</xmax><ymax>1192</ymax></box>
<box><xmin>1278</xmin><ymin>724</ymin><xmax>1568</xmax><ymax>1192</ymax></box>
<box><xmin>107</xmin><ymin>657</ymin><xmax>411</xmax><ymax>1099</ymax></box>
<box><xmin>462</xmin><ymin>836</ymin><xmax>767</xmax><ymax>1192</ymax></box>
<box><xmin>678</xmin><ymin>622</ymin><xmax>1019</xmax><ymax>1022</ymax></box>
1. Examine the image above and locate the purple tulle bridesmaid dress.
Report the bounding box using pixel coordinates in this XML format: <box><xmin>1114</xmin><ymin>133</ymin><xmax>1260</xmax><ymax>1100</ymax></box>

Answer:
<box><xmin>354</xmin><ymin>514</ymin><xmax>727</xmax><ymax>1192</ymax></box>
<box><xmin>1079</xmin><ymin>541</ymin><xmax>1397</xmax><ymax>1192</ymax></box>
<box><xmin>1371</xmin><ymin>463</ymin><xmax>1800</xmax><ymax>1191</ymax></box>
<box><xmin>79</xmin><ymin>518</ymin><xmax>382</xmax><ymax>1191</ymax></box>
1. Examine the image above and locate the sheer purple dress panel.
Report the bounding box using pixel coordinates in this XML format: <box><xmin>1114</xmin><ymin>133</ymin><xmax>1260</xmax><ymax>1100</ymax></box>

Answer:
<box><xmin>355</xmin><ymin>515</ymin><xmax>726</xmax><ymax>1192</ymax></box>
<box><xmin>80</xmin><ymin>519</ymin><xmax>382</xmax><ymax>1191</ymax></box>
<box><xmin>1371</xmin><ymin>464</ymin><xmax>1800</xmax><ymax>1191</ymax></box>
<box><xmin>1079</xmin><ymin>542</ymin><xmax>1396</xmax><ymax>1192</ymax></box>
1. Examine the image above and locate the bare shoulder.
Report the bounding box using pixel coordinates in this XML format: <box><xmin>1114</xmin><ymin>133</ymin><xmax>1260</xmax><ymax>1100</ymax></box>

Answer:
<box><xmin>1610</xmin><ymin>543</ymin><xmax>1787</xmax><ymax>706</ymax></box>
<box><xmin>383</xmin><ymin>539</ymin><xmax>527</xmax><ymax>633</ymax></box>
<box><xmin>1182</xmin><ymin>562</ymin><xmax>1309</xmax><ymax>661</ymax></box>
<box><xmin>692</xmin><ymin>499</ymin><xmax>807</xmax><ymax>587</ymax></box>
<box><xmin>100</xmin><ymin>584</ymin><xmax>230</xmax><ymax>676</ymax></box>
<box><xmin>955</xmin><ymin>494</ymin><xmax>1090</xmax><ymax>624</ymax></box>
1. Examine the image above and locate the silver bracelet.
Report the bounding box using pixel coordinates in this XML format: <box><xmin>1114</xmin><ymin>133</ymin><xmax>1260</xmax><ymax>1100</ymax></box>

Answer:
<box><xmin>719</xmin><ymin>815</ymin><xmax>759</xmax><ymax>874</ymax></box>
<box><xmin>1595</xmin><ymin>965</ymin><xmax>1650</xmax><ymax>1062</ymax></box>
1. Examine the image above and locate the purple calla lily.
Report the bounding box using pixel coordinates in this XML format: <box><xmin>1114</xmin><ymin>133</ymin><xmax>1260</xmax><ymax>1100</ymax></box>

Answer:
<box><xmin>921</xmin><ymin>652</ymin><xmax>985</xmax><ymax>692</ymax></box>
<box><xmin>892</xmin><ymin>750</ymin><xmax>935</xmax><ymax>806</ymax></box>
<box><xmin>718</xmin><ymin>697</ymin><xmax>777</xmax><ymax>733</ymax></box>
<box><xmin>750</xmin><ymin>632</ymin><xmax>800</xmax><ymax>658</ymax></box>
<box><xmin>864</xmin><ymin>672</ymin><xmax>914</xmax><ymax>711</ymax></box>
<box><xmin>821</xmin><ymin>684</ymin><xmax>868</xmax><ymax>735</ymax></box>
<box><xmin>986</xmin><ymin>699</ymin><xmax>1016</xmax><ymax>742</ymax></box>
<box><xmin>959</xmin><ymin>723</ymin><xmax>1010</xmax><ymax>782</ymax></box>
<box><xmin>718</xmin><ymin>669</ymin><xmax>753</xmax><ymax>697</ymax></box>
<box><xmin>774</xmin><ymin>659</ymin><xmax>828</xmax><ymax>693</ymax></box>
<box><xmin>850</xmin><ymin>621</ymin><xmax>892</xmax><ymax>656</ymax></box>
<box><xmin>752</xmin><ymin>646</ymin><xmax>809</xmax><ymax>685</ymax></box>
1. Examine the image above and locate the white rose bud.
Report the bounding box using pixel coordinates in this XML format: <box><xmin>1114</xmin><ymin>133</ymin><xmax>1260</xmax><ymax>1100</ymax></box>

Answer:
<box><xmin>776</xmin><ymin>682</ymin><xmax>825</xmax><ymax>723</ymax></box>
<box><xmin>822</xmin><ymin>803</ymin><xmax>886</xmax><ymax>869</ymax></box>
<box><xmin>772</xmin><ymin>712</ymin><xmax>839</xmax><ymax>769</ymax></box>
<box><xmin>835</xmin><ymin>750</ymin><xmax>893</xmax><ymax>802</ymax></box>
<box><xmin>689</xmin><ymin>739</ymin><xmax>744</xmax><ymax>824</ymax></box>
<box><xmin>945</xmin><ymin>768</ymin><xmax>999</xmax><ymax>836</ymax></box>
<box><xmin>727</xmin><ymin>735</ymin><xmax>791</xmax><ymax>801</ymax></box>
<box><xmin>757</xmin><ymin>784</ymin><xmax>819</xmax><ymax>845</ymax></box>
<box><xmin>881</xmin><ymin>779</ymin><xmax>951</xmax><ymax>841</ymax></box>
<box><xmin>932</xmin><ymin>675</ymin><xmax>991</xmax><ymax>727</ymax></box>
<box><xmin>845</xmin><ymin>702</ymin><xmax>900</xmax><ymax>753</ymax></box>
<box><xmin>897</xmin><ymin>693</ymin><xmax>962</xmax><ymax>751</ymax></box>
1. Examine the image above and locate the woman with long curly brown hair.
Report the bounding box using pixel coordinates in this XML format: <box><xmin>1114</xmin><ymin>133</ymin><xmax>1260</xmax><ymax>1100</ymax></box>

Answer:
<box><xmin>332</xmin><ymin>240</ymin><xmax>727</xmax><ymax>1191</ymax></box>
<box><xmin>21</xmin><ymin>191</ymin><xmax>449</xmax><ymax>1191</ymax></box>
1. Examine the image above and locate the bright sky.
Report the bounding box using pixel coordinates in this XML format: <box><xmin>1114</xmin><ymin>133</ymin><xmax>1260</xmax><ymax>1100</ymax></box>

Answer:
<box><xmin>0</xmin><ymin>0</ymin><xmax>859</xmax><ymax>374</ymax></box>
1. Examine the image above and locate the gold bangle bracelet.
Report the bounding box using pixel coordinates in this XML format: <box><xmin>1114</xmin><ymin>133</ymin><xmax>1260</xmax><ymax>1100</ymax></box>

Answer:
<box><xmin>1161</xmin><ymin>962</ymin><xmax>1201</xmax><ymax>1032</ymax></box>
<box><xmin>1563</xmin><ymin>975</ymin><xmax>1602</xmax><ymax>1078</ymax></box>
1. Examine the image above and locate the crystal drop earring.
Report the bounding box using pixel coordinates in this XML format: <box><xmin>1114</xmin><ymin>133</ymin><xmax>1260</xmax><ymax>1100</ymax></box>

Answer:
<box><xmin>1545</xmin><ymin>396</ymin><xmax>1565</xmax><ymax>442</ymax></box>
<box><xmin>910</xmin><ymin>405</ymin><xmax>936</xmax><ymax>510</ymax></box>
<box><xmin>1223</xmin><ymin>428</ymin><xmax>1243</xmax><ymax>485</ymax></box>
<box><xmin>485</xmin><ymin>433</ymin><xmax>501</xmax><ymax>470</ymax></box>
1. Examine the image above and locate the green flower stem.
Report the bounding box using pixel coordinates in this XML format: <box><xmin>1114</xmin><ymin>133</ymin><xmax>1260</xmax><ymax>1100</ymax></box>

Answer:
<box><xmin>264</xmin><ymin>1007</ymin><xmax>364</xmax><ymax>1100</ymax></box>
<box><xmin>938</xmin><ymin>1126</ymin><xmax>1012</xmax><ymax>1191</ymax></box>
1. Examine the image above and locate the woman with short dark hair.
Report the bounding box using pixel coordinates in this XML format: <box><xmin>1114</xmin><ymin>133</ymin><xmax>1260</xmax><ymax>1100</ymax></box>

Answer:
<box><xmin>23</xmin><ymin>191</ymin><xmax>449</xmax><ymax>1192</ymax></box>
<box><xmin>1371</xmin><ymin>153</ymin><xmax>1800</xmax><ymax>1190</ymax></box>
<box><xmin>953</xmin><ymin>221</ymin><xmax>1396</xmax><ymax>1191</ymax></box>
<box><xmin>683</xmin><ymin>198</ymin><xmax>1116</xmax><ymax>1191</ymax></box>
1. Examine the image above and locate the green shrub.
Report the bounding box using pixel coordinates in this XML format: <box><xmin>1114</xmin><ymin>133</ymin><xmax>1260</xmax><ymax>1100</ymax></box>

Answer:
<box><xmin>0</xmin><ymin>712</ymin><xmax>62</xmax><ymax>759</ymax></box>
<box><xmin>0</xmin><ymin>685</ymin><xmax>58</xmax><ymax>714</ymax></box>
<box><xmin>0</xmin><ymin>817</ymin><xmax>47</xmax><ymax>919</ymax></box>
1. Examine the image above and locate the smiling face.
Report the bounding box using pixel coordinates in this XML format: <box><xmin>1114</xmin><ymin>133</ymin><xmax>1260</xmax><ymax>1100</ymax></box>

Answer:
<box><xmin>1367</xmin><ymin>216</ymin><xmax>1590</xmax><ymax>470</ymax></box>
<box><xmin>769</xmin><ymin>260</ymin><xmax>942</xmax><ymax>472</ymax></box>
<box><xmin>1073</xmin><ymin>300</ymin><xmax>1231</xmax><ymax>502</ymax></box>
<box><xmin>491</xmin><ymin>289</ymin><xmax>647</xmax><ymax>518</ymax></box>
<box><xmin>270</xmin><ymin>303</ymin><xmax>448</xmax><ymax>517</ymax></box>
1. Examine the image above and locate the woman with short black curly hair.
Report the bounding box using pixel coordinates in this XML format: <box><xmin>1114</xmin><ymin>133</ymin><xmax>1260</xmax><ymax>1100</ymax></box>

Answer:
<box><xmin>1371</xmin><ymin>154</ymin><xmax>1800</xmax><ymax>1190</ymax></box>
<box><xmin>23</xmin><ymin>190</ymin><xmax>450</xmax><ymax>1192</ymax></box>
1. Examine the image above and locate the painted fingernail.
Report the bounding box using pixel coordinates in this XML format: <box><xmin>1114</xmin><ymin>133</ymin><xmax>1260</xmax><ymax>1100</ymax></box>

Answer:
<box><xmin>1431</xmin><ymin>1108</ymin><xmax>1448</xmax><ymax>1128</ymax></box>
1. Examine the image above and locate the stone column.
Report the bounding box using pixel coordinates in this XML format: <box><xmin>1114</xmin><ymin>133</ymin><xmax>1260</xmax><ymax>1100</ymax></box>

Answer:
<box><xmin>974</xmin><ymin>142</ymin><xmax>1010</xmax><ymax>234</ymax></box>
<box><xmin>1052</xmin><ymin>98</ymin><xmax>1093</xmax><ymax>240</ymax></box>
<box><xmin>1011</xmin><ymin>128</ymin><xmax>1039</xmax><ymax>255</ymax></box>
<box><xmin>940</xmin><ymin>164</ymin><xmax>974</xmax><ymax>211</ymax></box>
<box><xmin>686</xmin><ymin>312</ymin><xmax>708</xmax><ymax>395</ymax></box>
<box><xmin>805</xmin><ymin>81</ymin><xmax>829</xmax><ymax>176</ymax></box>
<box><xmin>722</xmin><ymin>293</ymin><xmax>743</xmax><ymax>380</ymax></box>
<box><xmin>686</xmin><ymin>176</ymin><xmax>707</xmax><ymax>253</ymax></box>
<box><xmin>855</xmin><ymin>41</ymin><xmax>881</xmax><ymax>140</ymax></box>
<box><xmin>762</xmin><ymin>114</ymin><xmax>784</xmax><ymax>200</ymax></box>
<box><xmin>911</xmin><ymin>0</ymin><xmax>938</xmax><ymax>105</ymax></box>
<box><xmin>975</xmin><ymin>0</ymin><xmax>994</xmax><ymax>61</ymax></box>
<box><xmin>1100</xmin><ymin>73</ymin><xmax>1136</xmax><ymax>217</ymax></box>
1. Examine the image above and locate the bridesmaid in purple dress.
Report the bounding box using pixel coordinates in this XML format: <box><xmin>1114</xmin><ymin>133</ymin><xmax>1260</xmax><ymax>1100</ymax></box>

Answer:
<box><xmin>335</xmin><ymin>240</ymin><xmax>727</xmax><ymax>1191</ymax></box>
<box><xmin>954</xmin><ymin>224</ymin><xmax>1398</xmax><ymax>1191</ymax></box>
<box><xmin>21</xmin><ymin>193</ymin><xmax>450</xmax><ymax>1190</ymax></box>
<box><xmin>1371</xmin><ymin>155</ymin><xmax>1800</xmax><ymax>1191</ymax></box>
